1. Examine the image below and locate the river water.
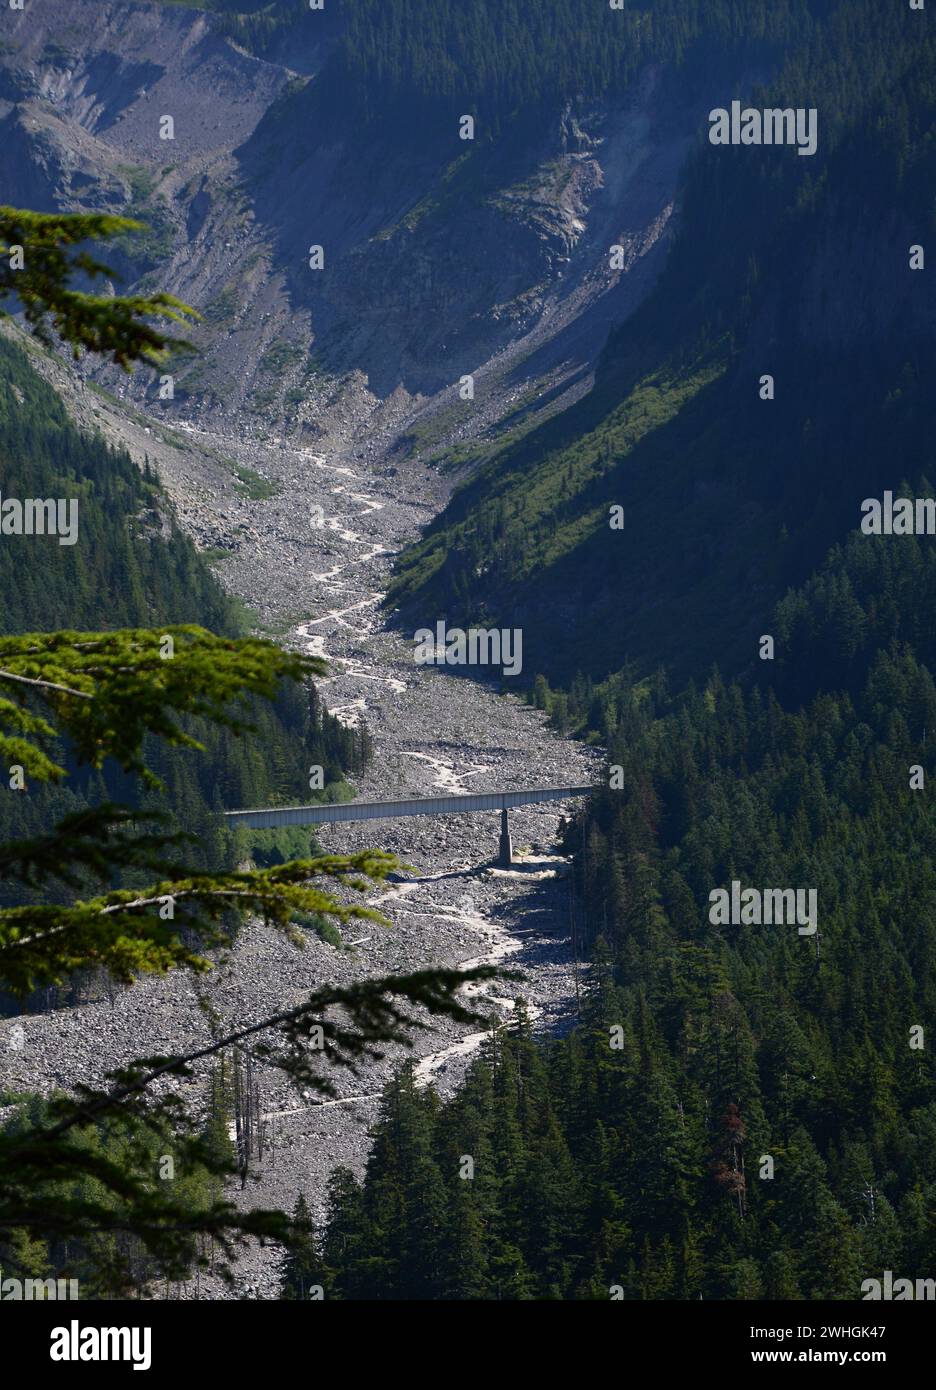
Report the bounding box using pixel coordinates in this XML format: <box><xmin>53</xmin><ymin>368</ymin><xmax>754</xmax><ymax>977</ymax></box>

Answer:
<box><xmin>4</xmin><ymin>412</ymin><xmax>601</xmax><ymax>1296</ymax></box>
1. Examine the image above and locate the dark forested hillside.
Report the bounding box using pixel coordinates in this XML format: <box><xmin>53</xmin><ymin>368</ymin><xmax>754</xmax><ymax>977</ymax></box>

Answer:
<box><xmin>0</xmin><ymin>333</ymin><xmax>370</xmax><ymax>908</ymax></box>
<box><xmin>0</xmin><ymin>336</ymin><xmax>235</xmax><ymax>635</ymax></box>
<box><xmin>303</xmin><ymin>525</ymin><xmax>936</xmax><ymax>1300</ymax></box>
<box><xmin>5</xmin><ymin>0</ymin><xmax>935</xmax><ymax>1315</ymax></box>
<box><xmin>302</xmin><ymin>0</ymin><xmax>936</xmax><ymax>1302</ymax></box>
<box><xmin>177</xmin><ymin>0</ymin><xmax>820</xmax><ymax>129</ymax></box>
<box><xmin>390</xmin><ymin>0</ymin><xmax>936</xmax><ymax>688</ymax></box>
<box><xmin>308</xmin><ymin>0</ymin><xmax>818</xmax><ymax>143</ymax></box>
<box><xmin>156</xmin><ymin>0</ymin><xmax>344</xmax><ymax>64</ymax></box>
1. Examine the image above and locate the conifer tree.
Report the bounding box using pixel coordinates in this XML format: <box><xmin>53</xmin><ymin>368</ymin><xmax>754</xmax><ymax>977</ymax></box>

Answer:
<box><xmin>0</xmin><ymin>214</ymin><xmax>498</xmax><ymax>1292</ymax></box>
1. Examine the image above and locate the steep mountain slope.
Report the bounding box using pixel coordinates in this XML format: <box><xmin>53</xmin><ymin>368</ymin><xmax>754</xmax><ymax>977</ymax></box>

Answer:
<box><xmin>281</xmin><ymin>521</ymin><xmax>936</xmax><ymax>1303</ymax></box>
<box><xmin>4</xmin><ymin>0</ymin><xmax>936</xmax><ymax>1307</ymax></box>
<box><xmin>0</xmin><ymin>329</ymin><xmax>366</xmax><ymax>925</ymax></box>
<box><xmin>0</xmin><ymin>333</ymin><xmax>234</xmax><ymax>632</ymax></box>
<box><xmin>391</xmin><ymin>0</ymin><xmax>936</xmax><ymax>688</ymax></box>
<box><xmin>270</xmin><ymin>5</ymin><xmax>936</xmax><ymax>1303</ymax></box>
<box><xmin>2</xmin><ymin>0</ymin><xmax>811</xmax><ymax>454</ymax></box>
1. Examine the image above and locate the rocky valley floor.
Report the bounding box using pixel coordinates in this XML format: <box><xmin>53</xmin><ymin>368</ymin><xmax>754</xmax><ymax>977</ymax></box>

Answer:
<box><xmin>1</xmin><ymin>360</ymin><xmax>601</xmax><ymax>1298</ymax></box>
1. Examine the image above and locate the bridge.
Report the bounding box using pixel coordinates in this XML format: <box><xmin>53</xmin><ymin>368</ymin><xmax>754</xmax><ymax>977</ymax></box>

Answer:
<box><xmin>224</xmin><ymin>785</ymin><xmax>596</xmax><ymax>866</ymax></box>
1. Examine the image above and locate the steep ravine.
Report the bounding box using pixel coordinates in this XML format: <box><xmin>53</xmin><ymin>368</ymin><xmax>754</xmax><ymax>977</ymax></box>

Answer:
<box><xmin>1</xmin><ymin>0</ymin><xmax>722</xmax><ymax>462</ymax></box>
<box><xmin>2</xmin><ymin>350</ymin><xmax>601</xmax><ymax>1297</ymax></box>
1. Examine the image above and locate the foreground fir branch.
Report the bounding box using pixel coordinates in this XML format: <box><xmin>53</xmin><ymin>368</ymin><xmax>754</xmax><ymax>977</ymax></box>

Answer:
<box><xmin>0</xmin><ymin>967</ymin><xmax>499</xmax><ymax>1292</ymax></box>
<box><xmin>0</xmin><ymin>206</ymin><xmax>197</xmax><ymax>368</ymax></box>
<box><xmin>0</xmin><ymin>628</ymin><xmax>505</xmax><ymax>1292</ymax></box>
<box><xmin>0</xmin><ymin>626</ymin><xmax>313</xmax><ymax>785</ymax></box>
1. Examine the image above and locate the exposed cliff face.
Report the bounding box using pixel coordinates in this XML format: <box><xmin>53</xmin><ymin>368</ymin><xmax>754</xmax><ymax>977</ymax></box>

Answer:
<box><xmin>239</xmin><ymin>66</ymin><xmax>691</xmax><ymax>403</ymax></box>
<box><xmin>387</xmin><ymin>46</ymin><xmax>936</xmax><ymax>693</ymax></box>
<box><xmin>0</xmin><ymin>0</ymin><xmax>756</xmax><ymax>458</ymax></box>
<box><xmin>0</xmin><ymin>0</ymin><xmax>286</xmax><ymax>157</ymax></box>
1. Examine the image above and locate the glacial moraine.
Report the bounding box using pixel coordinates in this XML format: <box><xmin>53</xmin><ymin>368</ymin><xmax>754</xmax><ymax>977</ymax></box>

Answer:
<box><xmin>3</xmin><ymin>384</ymin><xmax>601</xmax><ymax>1297</ymax></box>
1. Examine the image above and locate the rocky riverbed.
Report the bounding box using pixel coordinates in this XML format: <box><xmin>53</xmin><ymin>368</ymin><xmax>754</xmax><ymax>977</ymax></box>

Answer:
<box><xmin>1</xmin><ymin>369</ymin><xmax>601</xmax><ymax>1298</ymax></box>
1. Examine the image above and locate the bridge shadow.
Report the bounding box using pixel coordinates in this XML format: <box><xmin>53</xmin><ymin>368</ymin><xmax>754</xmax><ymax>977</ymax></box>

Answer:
<box><xmin>476</xmin><ymin>857</ymin><xmax>581</xmax><ymax>1040</ymax></box>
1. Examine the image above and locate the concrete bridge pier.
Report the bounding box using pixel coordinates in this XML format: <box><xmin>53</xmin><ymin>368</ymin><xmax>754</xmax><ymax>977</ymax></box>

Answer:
<box><xmin>499</xmin><ymin>807</ymin><xmax>513</xmax><ymax>867</ymax></box>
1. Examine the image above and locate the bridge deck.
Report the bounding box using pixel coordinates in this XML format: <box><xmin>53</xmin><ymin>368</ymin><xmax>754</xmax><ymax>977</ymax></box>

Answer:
<box><xmin>224</xmin><ymin>785</ymin><xmax>595</xmax><ymax>830</ymax></box>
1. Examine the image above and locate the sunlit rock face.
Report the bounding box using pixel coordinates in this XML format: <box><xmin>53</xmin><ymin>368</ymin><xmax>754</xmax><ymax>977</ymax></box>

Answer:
<box><xmin>0</xmin><ymin>1</ymin><xmax>752</xmax><ymax>450</ymax></box>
